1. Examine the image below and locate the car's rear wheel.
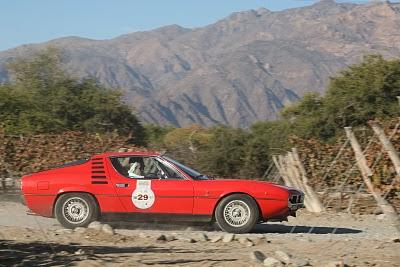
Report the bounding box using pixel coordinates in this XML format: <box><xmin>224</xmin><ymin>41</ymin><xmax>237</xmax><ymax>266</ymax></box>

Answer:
<box><xmin>55</xmin><ymin>193</ymin><xmax>98</xmax><ymax>229</ymax></box>
<box><xmin>215</xmin><ymin>193</ymin><xmax>259</xmax><ymax>234</ymax></box>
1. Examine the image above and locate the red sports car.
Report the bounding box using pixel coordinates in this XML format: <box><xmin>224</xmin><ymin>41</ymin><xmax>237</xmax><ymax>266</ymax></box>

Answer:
<box><xmin>21</xmin><ymin>151</ymin><xmax>304</xmax><ymax>233</ymax></box>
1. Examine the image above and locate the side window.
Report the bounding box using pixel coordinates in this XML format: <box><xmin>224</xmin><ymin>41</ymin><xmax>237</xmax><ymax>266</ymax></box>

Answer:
<box><xmin>155</xmin><ymin>158</ymin><xmax>184</xmax><ymax>180</ymax></box>
<box><xmin>110</xmin><ymin>157</ymin><xmax>128</xmax><ymax>177</ymax></box>
<box><xmin>110</xmin><ymin>156</ymin><xmax>184</xmax><ymax>180</ymax></box>
<box><xmin>110</xmin><ymin>156</ymin><xmax>145</xmax><ymax>179</ymax></box>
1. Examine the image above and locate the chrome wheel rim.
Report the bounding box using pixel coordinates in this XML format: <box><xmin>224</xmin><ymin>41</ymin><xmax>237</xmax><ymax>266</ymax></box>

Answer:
<box><xmin>223</xmin><ymin>200</ymin><xmax>251</xmax><ymax>227</ymax></box>
<box><xmin>62</xmin><ymin>197</ymin><xmax>89</xmax><ymax>224</ymax></box>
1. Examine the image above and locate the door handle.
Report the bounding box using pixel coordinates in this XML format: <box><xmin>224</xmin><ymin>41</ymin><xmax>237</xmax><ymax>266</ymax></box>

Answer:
<box><xmin>116</xmin><ymin>183</ymin><xmax>129</xmax><ymax>188</ymax></box>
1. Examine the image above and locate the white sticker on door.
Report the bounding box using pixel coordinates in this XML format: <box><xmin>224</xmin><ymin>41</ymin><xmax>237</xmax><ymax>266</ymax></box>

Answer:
<box><xmin>132</xmin><ymin>180</ymin><xmax>155</xmax><ymax>209</ymax></box>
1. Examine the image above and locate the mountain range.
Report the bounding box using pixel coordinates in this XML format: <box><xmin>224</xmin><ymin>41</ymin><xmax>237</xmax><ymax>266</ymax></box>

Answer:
<box><xmin>1</xmin><ymin>0</ymin><xmax>400</xmax><ymax>127</ymax></box>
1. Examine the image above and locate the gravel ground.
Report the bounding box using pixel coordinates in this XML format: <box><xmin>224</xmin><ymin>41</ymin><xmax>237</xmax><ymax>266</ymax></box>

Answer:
<box><xmin>0</xmin><ymin>200</ymin><xmax>399</xmax><ymax>267</ymax></box>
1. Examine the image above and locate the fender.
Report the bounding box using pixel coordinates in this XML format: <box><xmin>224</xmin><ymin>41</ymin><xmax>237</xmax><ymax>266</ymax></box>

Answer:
<box><xmin>216</xmin><ymin>189</ymin><xmax>286</xmax><ymax>202</ymax></box>
<box><xmin>217</xmin><ymin>190</ymin><xmax>263</xmax><ymax>200</ymax></box>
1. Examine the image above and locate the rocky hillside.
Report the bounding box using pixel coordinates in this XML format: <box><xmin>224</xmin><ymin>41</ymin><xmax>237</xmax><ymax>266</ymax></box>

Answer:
<box><xmin>1</xmin><ymin>0</ymin><xmax>399</xmax><ymax>127</ymax></box>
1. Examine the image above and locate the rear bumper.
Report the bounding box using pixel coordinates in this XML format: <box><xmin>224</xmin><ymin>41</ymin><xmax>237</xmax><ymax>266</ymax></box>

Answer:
<box><xmin>23</xmin><ymin>194</ymin><xmax>56</xmax><ymax>218</ymax></box>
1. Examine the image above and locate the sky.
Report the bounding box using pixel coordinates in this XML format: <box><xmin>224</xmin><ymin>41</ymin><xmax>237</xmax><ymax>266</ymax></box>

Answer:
<box><xmin>0</xmin><ymin>0</ymin><xmax>398</xmax><ymax>51</ymax></box>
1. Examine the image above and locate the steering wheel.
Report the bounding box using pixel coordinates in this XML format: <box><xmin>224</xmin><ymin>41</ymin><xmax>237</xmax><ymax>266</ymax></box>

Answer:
<box><xmin>157</xmin><ymin>170</ymin><xmax>168</xmax><ymax>179</ymax></box>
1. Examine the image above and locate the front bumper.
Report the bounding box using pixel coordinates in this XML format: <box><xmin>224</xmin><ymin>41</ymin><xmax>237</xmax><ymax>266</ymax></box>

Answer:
<box><xmin>288</xmin><ymin>193</ymin><xmax>305</xmax><ymax>211</ymax></box>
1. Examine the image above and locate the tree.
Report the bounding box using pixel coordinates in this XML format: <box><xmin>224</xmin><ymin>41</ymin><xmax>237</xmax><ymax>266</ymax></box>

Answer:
<box><xmin>197</xmin><ymin>126</ymin><xmax>248</xmax><ymax>177</ymax></box>
<box><xmin>281</xmin><ymin>93</ymin><xmax>326</xmax><ymax>138</ymax></box>
<box><xmin>282</xmin><ymin>55</ymin><xmax>400</xmax><ymax>140</ymax></box>
<box><xmin>144</xmin><ymin>124</ymin><xmax>175</xmax><ymax>147</ymax></box>
<box><xmin>251</xmin><ymin>119</ymin><xmax>296</xmax><ymax>150</ymax></box>
<box><xmin>0</xmin><ymin>47</ymin><xmax>145</xmax><ymax>144</ymax></box>
<box><xmin>324</xmin><ymin>55</ymin><xmax>400</xmax><ymax>129</ymax></box>
<box><xmin>162</xmin><ymin>125</ymin><xmax>211</xmax><ymax>166</ymax></box>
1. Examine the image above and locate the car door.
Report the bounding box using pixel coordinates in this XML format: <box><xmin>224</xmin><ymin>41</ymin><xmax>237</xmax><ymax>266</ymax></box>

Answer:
<box><xmin>106</xmin><ymin>156</ymin><xmax>194</xmax><ymax>215</ymax></box>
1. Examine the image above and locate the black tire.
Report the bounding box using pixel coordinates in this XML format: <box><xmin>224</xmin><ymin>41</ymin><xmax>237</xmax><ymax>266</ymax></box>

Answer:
<box><xmin>215</xmin><ymin>193</ymin><xmax>259</xmax><ymax>234</ymax></box>
<box><xmin>54</xmin><ymin>193</ymin><xmax>99</xmax><ymax>229</ymax></box>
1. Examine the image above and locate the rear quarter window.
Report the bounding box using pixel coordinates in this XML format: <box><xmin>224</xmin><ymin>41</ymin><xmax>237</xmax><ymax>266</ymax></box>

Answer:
<box><xmin>55</xmin><ymin>159</ymin><xmax>90</xmax><ymax>169</ymax></box>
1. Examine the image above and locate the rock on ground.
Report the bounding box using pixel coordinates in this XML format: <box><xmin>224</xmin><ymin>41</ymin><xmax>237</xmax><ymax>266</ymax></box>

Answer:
<box><xmin>210</xmin><ymin>235</ymin><xmax>222</xmax><ymax>243</ymax></box>
<box><xmin>238</xmin><ymin>236</ymin><xmax>254</xmax><ymax>247</ymax></box>
<box><xmin>74</xmin><ymin>227</ymin><xmax>86</xmax><ymax>234</ymax></box>
<box><xmin>263</xmin><ymin>257</ymin><xmax>283</xmax><ymax>267</ymax></box>
<box><xmin>222</xmin><ymin>233</ymin><xmax>235</xmax><ymax>243</ymax></box>
<box><xmin>250</xmin><ymin>250</ymin><xmax>266</xmax><ymax>263</ymax></box>
<box><xmin>274</xmin><ymin>250</ymin><xmax>292</xmax><ymax>264</ymax></box>
<box><xmin>88</xmin><ymin>221</ymin><xmax>103</xmax><ymax>231</ymax></box>
<box><xmin>101</xmin><ymin>224</ymin><xmax>115</xmax><ymax>235</ymax></box>
<box><xmin>196</xmin><ymin>232</ymin><xmax>209</xmax><ymax>241</ymax></box>
<box><xmin>178</xmin><ymin>236</ymin><xmax>196</xmax><ymax>243</ymax></box>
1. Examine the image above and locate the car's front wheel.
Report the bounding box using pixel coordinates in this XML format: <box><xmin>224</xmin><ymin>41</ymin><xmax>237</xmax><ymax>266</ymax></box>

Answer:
<box><xmin>215</xmin><ymin>193</ymin><xmax>259</xmax><ymax>234</ymax></box>
<box><xmin>55</xmin><ymin>193</ymin><xmax>98</xmax><ymax>229</ymax></box>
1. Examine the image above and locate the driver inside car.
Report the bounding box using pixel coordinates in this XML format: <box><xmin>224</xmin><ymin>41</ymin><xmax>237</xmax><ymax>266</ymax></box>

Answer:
<box><xmin>127</xmin><ymin>157</ymin><xmax>145</xmax><ymax>179</ymax></box>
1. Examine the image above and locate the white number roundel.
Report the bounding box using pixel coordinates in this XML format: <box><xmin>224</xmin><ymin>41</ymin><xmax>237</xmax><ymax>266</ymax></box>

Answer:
<box><xmin>132</xmin><ymin>180</ymin><xmax>155</xmax><ymax>209</ymax></box>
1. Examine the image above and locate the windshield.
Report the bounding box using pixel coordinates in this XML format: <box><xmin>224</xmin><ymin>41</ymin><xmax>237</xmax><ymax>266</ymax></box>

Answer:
<box><xmin>162</xmin><ymin>156</ymin><xmax>209</xmax><ymax>180</ymax></box>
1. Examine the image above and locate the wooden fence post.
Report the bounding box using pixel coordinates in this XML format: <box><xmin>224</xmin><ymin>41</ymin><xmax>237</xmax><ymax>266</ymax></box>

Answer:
<box><xmin>292</xmin><ymin>148</ymin><xmax>325</xmax><ymax>212</ymax></box>
<box><xmin>345</xmin><ymin>127</ymin><xmax>400</xmax><ymax>233</ymax></box>
<box><xmin>273</xmin><ymin>156</ymin><xmax>291</xmax><ymax>187</ymax></box>
<box><xmin>279</xmin><ymin>155</ymin><xmax>293</xmax><ymax>187</ymax></box>
<box><xmin>273</xmin><ymin>150</ymin><xmax>324</xmax><ymax>213</ymax></box>
<box><xmin>369</xmin><ymin>121</ymin><xmax>400</xmax><ymax>176</ymax></box>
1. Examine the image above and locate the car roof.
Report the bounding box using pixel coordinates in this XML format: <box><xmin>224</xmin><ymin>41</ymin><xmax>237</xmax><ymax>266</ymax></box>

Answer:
<box><xmin>94</xmin><ymin>151</ymin><xmax>162</xmax><ymax>158</ymax></box>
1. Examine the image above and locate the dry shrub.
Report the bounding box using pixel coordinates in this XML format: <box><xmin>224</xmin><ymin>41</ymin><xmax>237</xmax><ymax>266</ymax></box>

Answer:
<box><xmin>0</xmin><ymin>130</ymin><xmax>143</xmax><ymax>177</ymax></box>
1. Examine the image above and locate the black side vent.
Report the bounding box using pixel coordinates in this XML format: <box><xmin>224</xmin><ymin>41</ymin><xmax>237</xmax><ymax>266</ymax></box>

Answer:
<box><xmin>91</xmin><ymin>157</ymin><xmax>108</xmax><ymax>183</ymax></box>
<box><xmin>92</xmin><ymin>181</ymin><xmax>108</xmax><ymax>185</ymax></box>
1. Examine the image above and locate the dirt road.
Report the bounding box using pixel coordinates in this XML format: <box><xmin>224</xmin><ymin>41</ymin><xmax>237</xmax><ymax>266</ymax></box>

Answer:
<box><xmin>0</xmin><ymin>199</ymin><xmax>399</xmax><ymax>267</ymax></box>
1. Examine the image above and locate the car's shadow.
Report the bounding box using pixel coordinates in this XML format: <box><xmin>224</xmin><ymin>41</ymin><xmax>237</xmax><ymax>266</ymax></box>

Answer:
<box><xmin>252</xmin><ymin>223</ymin><xmax>362</xmax><ymax>234</ymax></box>
<box><xmin>105</xmin><ymin>221</ymin><xmax>362</xmax><ymax>235</ymax></box>
<box><xmin>105</xmin><ymin>221</ymin><xmax>216</xmax><ymax>231</ymax></box>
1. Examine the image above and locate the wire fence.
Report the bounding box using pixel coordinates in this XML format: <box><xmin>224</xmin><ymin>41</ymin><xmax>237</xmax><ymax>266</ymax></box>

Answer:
<box><xmin>270</xmin><ymin>119</ymin><xmax>400</xmax><ymax>217</ymax></box>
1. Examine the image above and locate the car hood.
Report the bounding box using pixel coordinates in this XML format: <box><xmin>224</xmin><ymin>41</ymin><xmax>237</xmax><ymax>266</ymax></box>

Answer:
<box><xmin>211</xmin><ymin>178</ymin><xmax>288</xmax><ymax>188</ymax></box>
<box><xmin>199</xmin><ymin>178</ymin><xmax>302</xmax><ymax>193</ymax></box>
